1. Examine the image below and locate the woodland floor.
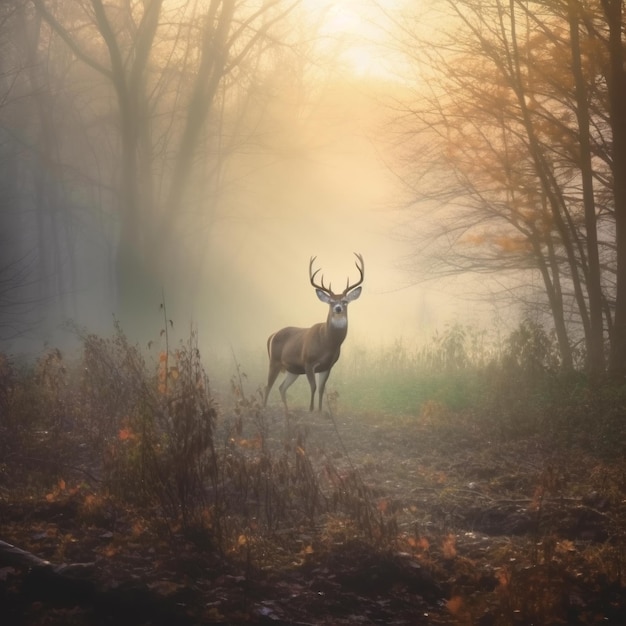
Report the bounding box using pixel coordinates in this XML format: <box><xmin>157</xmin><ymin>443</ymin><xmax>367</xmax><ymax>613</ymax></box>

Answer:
<box><xmin>2</xmin><ymin>406</ymin><xmax>626</xmax><ymax>625</ymax></box>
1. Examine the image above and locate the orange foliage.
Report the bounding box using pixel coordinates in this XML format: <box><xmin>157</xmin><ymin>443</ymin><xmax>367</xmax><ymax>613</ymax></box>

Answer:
<box><xmin>442</xmin><ymin>533</ymin><xmax>457</xmax><ymax>559</ymax></box>
<box><xmin>407</xmin><ymin>535</ymin><xmax>430</xmax><ymax>552</ymax></box>
<box><xmin>497</xmin><ymin>567</ymin><xmax>511</xmax><ymax>589</ymax></box>
<box><xmin>493</xmin><ymin>235</ymin><xmax>531</xmax><ymax>253</ymax></box>
<box><xmin>131</xmin><ymin>519</ymin><xmax>146</xmax><ymax>537</ymax></box>
<box><xmin>447</xmin><ymin>595</ymin><xmax>464</xmax><ymax>615</ymax></box>
<box><xmin>118</xmin><ymin>427</ymin><xmax>136</xmax><ymax>441</ymax></box>
<box><xmin>101</xmin><ymin>544</ymin><xmax>119</xmax><ymax>558</ymax></box>
<box><xmin>45</xmin><ymin>478</ymin><xmax>68</xmax><ymax>502</ymax></box>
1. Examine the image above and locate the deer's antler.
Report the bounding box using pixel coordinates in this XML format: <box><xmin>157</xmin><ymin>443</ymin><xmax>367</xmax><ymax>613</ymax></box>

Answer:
<box><xmin>343</xmin><ymin>253</ymin><xmax>365</xmax><ymax>295</ymax></box>
<box><xmin>309</xmin><ymin>256</ymin><xmax>333</xmax><ymax>295</ymax></box>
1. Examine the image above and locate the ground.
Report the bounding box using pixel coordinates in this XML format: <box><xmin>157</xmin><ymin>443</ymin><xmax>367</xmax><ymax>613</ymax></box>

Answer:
<box><xmin>1</xmin><ymin>406</ymin><xmax>626</xmax><ymax>625</ymax></box>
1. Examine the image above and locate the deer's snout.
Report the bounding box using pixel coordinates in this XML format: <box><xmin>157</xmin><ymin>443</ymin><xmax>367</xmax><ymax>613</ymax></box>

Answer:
<box><xmin>333</xmin><ymin>304</ymin><xmax>344</xmax><ymax>314</ymax></box>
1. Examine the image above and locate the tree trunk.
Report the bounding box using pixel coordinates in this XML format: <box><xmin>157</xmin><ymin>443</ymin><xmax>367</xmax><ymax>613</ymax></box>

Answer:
<box><xmin>532</xmin><ymin>217</ymin><xmax>574</xmax><ymax>370</ymax></box>
<box><xmin>603</xmin><ymin>0</ymin><xmax>626</xmax><ymax>377</ymax></box>
<box><xmin>568</xmin><ymin>0</ymin><xmax>605</xmax><ymax>377</ymax></box>
<box><xmin>506</xmin><ymin>1</ymin><xmax>594</xmax><ymax>362</ymax></box>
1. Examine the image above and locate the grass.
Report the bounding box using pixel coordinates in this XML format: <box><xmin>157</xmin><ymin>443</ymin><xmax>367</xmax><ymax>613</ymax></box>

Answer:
<box><xmin>235</xmin><ymin>327</ymin><xmax>495</xmax><ymax>416</ymax></box>
<box><xmin>329</xmin><ymin>367</ymin><xmax>481</xmax><ymax>415</ymax></box>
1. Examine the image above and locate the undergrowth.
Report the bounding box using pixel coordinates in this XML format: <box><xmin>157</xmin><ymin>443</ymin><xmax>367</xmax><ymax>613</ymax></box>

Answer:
<box><xmin>0</xmin><ymin>317</ymin><xmax>395</xmax><ymax>562</ymax></box>
<box><xmin>2</xmin><ymin>318</ymin><xmax>626</xmax><ymax>624</ymax></box>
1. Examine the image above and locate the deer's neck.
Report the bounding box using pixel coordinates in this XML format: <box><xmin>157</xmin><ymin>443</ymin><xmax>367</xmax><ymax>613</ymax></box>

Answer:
<box><xmin>326</xmin><ymin>313</ymin><xmax>348</xmax><ymax>342</ymax></box>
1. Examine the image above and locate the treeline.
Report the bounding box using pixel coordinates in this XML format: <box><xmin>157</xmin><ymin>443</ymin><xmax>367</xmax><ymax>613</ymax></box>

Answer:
<box><xmin>397</xmin><ymin>0</ymin><xmax>626</xmax><ymax>378</ymax></box>
<box><xmin>0</xmin><ymin>0</ymin><xmax>323</xmax><ymax>342</ymax></box>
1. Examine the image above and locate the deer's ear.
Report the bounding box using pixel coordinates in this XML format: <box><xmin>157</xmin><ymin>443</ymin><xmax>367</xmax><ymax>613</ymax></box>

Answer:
<box><xmin>346</xmin><ymin>286</ymin><xmax>362</xmax><ymax>301</ymax></box>
<box><xmin>316</xmin><ymin>289</ymin><xmax>331</xmax><ymax>303</ymax></box>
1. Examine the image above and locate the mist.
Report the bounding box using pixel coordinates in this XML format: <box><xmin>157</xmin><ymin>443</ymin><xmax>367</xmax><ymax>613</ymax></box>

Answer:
<box><xmin>0</xmin><ymin>0</ymin><xmax>506</xmax><ymax>375</ymax></box>
<box><xmin>5</xmin><ymin>4</ymin><xmax>625</xmax><ymax>622</ymax></box>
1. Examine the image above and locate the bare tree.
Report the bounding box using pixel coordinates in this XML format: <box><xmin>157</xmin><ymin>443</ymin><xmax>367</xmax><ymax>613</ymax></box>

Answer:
<box><xmin>0</xmin><ymin>0</ymin><xmax>75</xmax><ymax>340</ymax></box>
<box><xmin>29</xmin><ymin>0</ymin><xmax>299</xmax><ymax>335</ymax></box>
<box><xmin>601</xmin><ymin>0</ymin><xmax>626</xmax><ymax>376</ymax></box>
<box><xmin>393</xmin><ymin>0</ymin><xmax>616</xmax><ymax>374</ymax></box>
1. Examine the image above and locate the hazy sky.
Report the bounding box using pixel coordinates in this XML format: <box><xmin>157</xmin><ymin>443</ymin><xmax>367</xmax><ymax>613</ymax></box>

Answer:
<box><xmin>188</xmin><ymin>0</ymin><xmax>499</xmax><ymax>359</ymax></box>
<box><xmin>5</xmin><ymin>0</ymin><xmax>503</xmax><ymax>362</ymax></box>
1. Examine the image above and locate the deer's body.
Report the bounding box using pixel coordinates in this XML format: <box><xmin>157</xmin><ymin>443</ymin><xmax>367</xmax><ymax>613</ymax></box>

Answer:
<box><xmin>264</xmin><ymin>254</ymin><xmax>364</xmax><ymax>412</ymax></box>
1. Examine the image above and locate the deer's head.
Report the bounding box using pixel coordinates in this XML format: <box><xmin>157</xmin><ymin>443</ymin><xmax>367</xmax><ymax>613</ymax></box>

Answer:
<box><xmin>310</xmin><ymin>253</ymin><xmax>364</xmax><ymax>328</ymax></box>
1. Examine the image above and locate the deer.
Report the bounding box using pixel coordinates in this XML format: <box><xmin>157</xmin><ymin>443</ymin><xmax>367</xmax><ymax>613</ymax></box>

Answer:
<box><xmin>263</xmin><ymin>253</ymin><xmax>364</xmax><ymax>412</ymax></box>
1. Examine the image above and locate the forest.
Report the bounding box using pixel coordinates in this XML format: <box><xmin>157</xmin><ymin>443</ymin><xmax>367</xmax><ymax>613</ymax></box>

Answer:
<box><xmin>2</xmin><ymin>0</ymin><xmax>626</xmax><ymax>624</ymax></box>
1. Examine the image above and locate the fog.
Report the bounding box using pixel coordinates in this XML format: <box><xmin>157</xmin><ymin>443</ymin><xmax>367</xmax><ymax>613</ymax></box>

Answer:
<box><xmin>0</xmin><ymin>0</ymin><xmax>506</xmax><ymax>370</ymax></box>
<box><xmin>153</xmin><ymin>78</ymin><xmax>487</xmax><ymax>361</ymax></box>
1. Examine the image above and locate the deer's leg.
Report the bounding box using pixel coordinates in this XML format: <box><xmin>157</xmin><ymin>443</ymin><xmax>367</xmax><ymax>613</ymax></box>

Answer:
<box><xmin>317</xmin><ymin>369</ymin><xmax>331</xmax><ymax>411</ymax></box>
<box><xmin>264</xmin><ymin>361</ymin><xmax>283</xmax><ymax>406</ymax></box>
<box><xmin>279</xmin><ymin>371</ymin><xmax>299</xmax><ymax>410</ymax></box>
<box><xmin>305</xmin><ymin>366</ymin><xmax>317</xmax><ymax>411</ymax></box>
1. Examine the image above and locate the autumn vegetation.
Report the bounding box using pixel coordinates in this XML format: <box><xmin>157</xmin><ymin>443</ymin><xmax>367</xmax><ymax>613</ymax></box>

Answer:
<box><xmin>397</xmin><ymin>0</ymin><xmax>626</xmax><ymax>380</ymax></box>
<box><xmin>2</xmin><ymin>0</ymin><xmax>626</xmax><ymax>623</ymax></box>
<box><xmin>2</xmin><ymin>320</ymin><xmax>626</xmax><ymax>624</ymax></box>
